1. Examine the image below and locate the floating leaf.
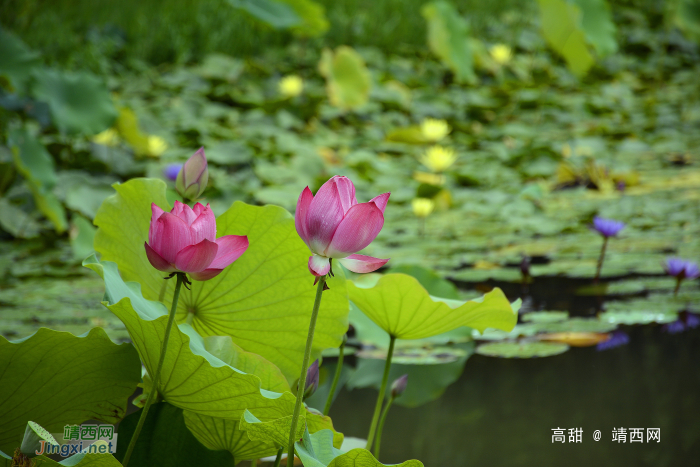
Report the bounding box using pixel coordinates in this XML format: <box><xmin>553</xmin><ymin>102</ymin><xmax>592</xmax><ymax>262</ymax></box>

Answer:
<box><xmin>598</xmin><ymin>310</ymin><xmax>678</xmax><ymax>325</ymax></box>
<box><xmin>347</xmin><ymin>273</ymin><xmax>518</xmax><ymax>339</ymax></box>
<box><xmin>536</xmin><ymin>0</ymin><xmax>595</xmax><ymax>76</ymax></box>
<box><xmin>537</xmin><ymin>332</ymin><xmax>610</xmax><ymax>347</ymax></box>
<box><xmin>0</xmin><ymin>327</ymin><xmax>141</xmax><ymax>454</ymax></box>
<box><xmin>574</xmin><ymin>0</ymin><xmax>617</xmax><ymax>57</ymax></box>
<box><xmin>83</xmin><ymin>256</ymin><xmax>298</xmax><ymax>420</ymax></box>
<box><xmin>8</xmin><ymin>127</ymin><xmax>67</xmax><ymax>233</ymax></box>
<box><xmin>476</xmin><ymin>341</ymin><xmax>569</xmax><ymax>358</ymax></box>
<box><xmin>115</xmin><ymin>402</ymin><xmax>232</xmax><ymax>466</ymax></box>
<box><xmin>0</xmin><ymin>26</ymin><xmax>41</xmax><ymax>93</ymax></box>
<box><xmin>279</xmin><ymin>0</ymin><xmax>329</xmax><ymax>37</ymax></box>
<box><xmin>0</xmin><ymin>197</ymin><xmax>41</xmax><ymax>238</ymax></box>
<box><xmin>521</xmin><ymin>311</ymin><xmax>569</xmax><ymax>323</ymax></box>
<box><xmin>421</xmin><ymin>1</ymin><xmax>476</xmax><ymax>83</ymax></box>
<box><xmin>348</xmin><ymin>343</ymin><xmax>474</xmax><ymax>408</ymax></box>
<box><xmin>295</xmin><ymin>429</ymin><xmax>422</xmax><ymax>467</ymax></box>
<box><xmin>33</xmin><ymin>69</ymin><xmax>117</xmax><ymax>135</ymax></box>
<box><xmin>319</xmin><ymin>46</ymin><xmax>371</xmax><ymax>111</ymax></box>
<box><xmin>228</xmin><ymin>0</ymin><xmax>301</xmax><ymax>29</ymax></box>
<box><xmin>92</xmin><ymin>178</ymin><xmax>349</xmax><ymax>380</ymax></box>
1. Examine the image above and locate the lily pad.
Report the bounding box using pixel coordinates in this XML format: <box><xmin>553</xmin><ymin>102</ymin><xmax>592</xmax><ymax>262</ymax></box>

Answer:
<box><xmin>476</xmin><ymin>341</ymin><xmax>569</xmax><ymax>358</ymax></box>
<box><xmin>521</xmin><ymin>311</ymin><xmax>569</xmax><ymax>323</ymax></box>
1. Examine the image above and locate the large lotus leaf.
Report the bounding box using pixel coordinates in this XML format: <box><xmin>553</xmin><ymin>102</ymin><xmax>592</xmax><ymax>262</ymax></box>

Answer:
<box><xmin>318</xmin><ymin>46</ymin><xmax>371</xmax><ymax>111</ymax></box>
<box><xmin>279</xmin><ymin>0</ymin><xmax>329</xmax><ymax>37</ymax></box>
<box><xmin>83</xmin><ymin>256</ymin><xmax>297</xmax><ymax>420</ymax></box>
<box><xmin>421</xmin><ymin>1</ymin><xmax>476</xmax><ymax>84</ymax></box>
<box><xmin>347</xmin><ymin>273</ymin><xmax>518</xmax><ymax>339</ymax></box>
<box><xmin>0</xmin><ymin>443</ymin><xmax>123</xmax><ymax>467</ymax></box>
<box><xmin>92</xmin><ymin>178</ymin><xmax>349</xmax><ymax>380</ymax></box>
<box><xmin>573</xmin><ymin>0</ymin><xmax>617</xmax><ymax>57</ymax></box>
<box><xmin>184</xmin><ymin>406</ymin><xmax>342</xmax><ymax>460</ymax></box>
<box><xmin>0</xmin><ymin>27</ymin><xmax>41</xmax><ymax>93</ymax></box>
<box><xmin>239</xmin><ymin>410</ymin><xmax>304</xmax><ymax>448</ymax></box>
<box><xmin>8</xmin><ymin>127</ymin><xmax>67</xmax><ymax>233</ymax></box>
<box><xmin>0</xmin><ymin>327</ymin><xmax>141</xmax><ymax>454</ymax></box>
<box><xmin>295</xmin><ymin>429</ymin><xmax>422</xmax><ymax>467</ymax></box>
<box><xmin>537</xmin><ymin>0</ymin><xmax>595</xmax><ymax>76</ymax></box>
<box><xmin>476</xmin><ymin>341</ymin><xmax>569</xmax><ymax>358</ymax></box>
<box><xmin>33</xmin><ymin>69</ymin><xmax>117</xmax><ymax>135</ymax></box>
<box><xmin>228</xmin><ymin>0</ymin><xmax>301</xmax><ymax>29</ymax></box>
<box><xmin>115</xmin><ymin>402</ymin><xmax>232</xmax><ymax>467</ymax></box>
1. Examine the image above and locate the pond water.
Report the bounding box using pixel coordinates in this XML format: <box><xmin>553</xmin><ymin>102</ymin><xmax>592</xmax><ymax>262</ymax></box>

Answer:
<box><xmin>324</xmin><ymin>277</ymin><xmax>700</xmax><ymax>466</ymax></box>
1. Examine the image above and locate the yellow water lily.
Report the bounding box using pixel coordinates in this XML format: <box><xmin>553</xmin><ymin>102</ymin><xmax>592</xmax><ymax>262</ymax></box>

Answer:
<box><xmin>412</xmin><ymin>198</ymin><xmax>435</xmax><ymax>218</ymax></box>
<box><xmin>420</xmin><ymin>118</ymin><xmax>450</xmax><ymax>141</ymax></box>
<box><xmin>420</xmin><ymin>145</ymin><xmax>457</xmax><ymax>172</ymax></box>
<box><xmin>92</xmin><ymin>128</ymin><xmax>119</xmax><ymax>146</ymax></box>
<box><xmin>147</xmin><ymin>135</ymin><xmax>168</xmax><ymax>157</ymax></box>
<box><xmin>490</xmin><ymin>44</ymin><xmax>513</xmax><ymax>65</ymax></box>
<box><xmin>278</xmin><ymin>75</ymin><xmax>304</xmax><ymax>98</ymax></box>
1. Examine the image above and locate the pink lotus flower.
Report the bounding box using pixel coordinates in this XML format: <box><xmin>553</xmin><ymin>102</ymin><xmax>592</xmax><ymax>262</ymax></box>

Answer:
<box><xmin>145</xmin><ymin>200</ymin><xmax>248</xmax><ymax>281</ymax></box>
<box><xmin>295</xmin><ymin>176</ymin><xmax>389</xmax><ymax>276</ymax></box>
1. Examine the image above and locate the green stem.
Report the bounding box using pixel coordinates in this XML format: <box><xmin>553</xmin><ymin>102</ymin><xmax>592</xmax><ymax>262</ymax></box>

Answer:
<box><xmin>674</xmin><ymin>277</ymin><xmax>682</xmax><ymax>297</ymax></box>
<box><xmin>273</xmin><ymin>447</ymin><xmax>283</xmax><ymax>467</ymax></box>
<box><xmin>323</xmin><ymin>336</ymin><xmax>346</xmax><ymax>415</ymax></box>
<box><xmin>286</xmin><ymin>275</ymin><xmax>327</xmax><ymax>467</ymax></box>
<box><xmin>374</xmin><ymin>397</ymin><xmax>394</xmax><ymax>460</ymax></box>
<box><xmin>365</xmin><ymin>335</ymin><xmax>396</xmax><ymax>452</ymax></box>
<box><xmin>594</xmin><ymin>237</ymin><xmax>608</xmax><ymax>282</ymax></box>
<box><xmin>122</xmin><ymin>273</ymin><xmax>184</xmax><ymax>467</ymax></box>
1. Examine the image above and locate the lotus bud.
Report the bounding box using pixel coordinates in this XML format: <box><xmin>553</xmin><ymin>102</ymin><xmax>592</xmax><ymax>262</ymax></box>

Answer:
<box><xmin>176</xmin><ymin>147</ymin><xmax>209</xmax><ymax>201</ymax></box>
<box><xmin>390</xmin><ymin>374</ymin><xmax>408</xmax><ymax>399</ymax></box>
<box><xmin>302</xmin><ymin>360</ymin><xmax>320</xmax><ymax>400</ymax></box>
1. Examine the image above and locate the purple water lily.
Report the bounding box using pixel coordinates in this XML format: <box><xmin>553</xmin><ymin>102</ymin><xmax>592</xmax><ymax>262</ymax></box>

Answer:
<box><xmin>664</xmin><ymin>257</ymin><xmax>699</xmax><ymax>296</ymax></box>
<box><xmin>592</xmin><ymin>216</ymin><xmax>626</xmax><ymax>238</ymax></box>
<box><xmin>592</xmin><ymin>216</ymin><xmax>625</xmax><ymax>281</ymax></box>
<box><xmin>596</xmin><ymin>331</ymin><xmax>629</xmax><ymax>351</ymax></box>
<box><xmin>163</xmin><ymin>163</ymin><xmax>183</xmax><ymax>181</ymax></box>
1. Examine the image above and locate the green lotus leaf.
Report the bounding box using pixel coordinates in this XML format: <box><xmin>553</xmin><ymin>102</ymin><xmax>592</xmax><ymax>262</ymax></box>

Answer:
<box><xmin>537</xmin><ymin>0</ymin><xmax>595</xmax><ymax>76</ymax></box>
<box><xmin>421</xmin><ymin>1</ymin><xmax>476</xmax><ymax>84</ymax></box>
<box><xmin>295</xmin><ymin>429</ymin><xmax>423</xmax><ymax>467</ymax></box>
<box><xmin>0</xmin><ymin>327</ymin><xmax>140</xmax><ymax>454</ymax></box>
<box><xmin>347</xmin><ymin>273</ymin><xmax>518</xmax><ymax>339</ymax></box>
<box><xmin>92</xmin><ymin>178</ymin><xmax>349</xmax><ymax>380</ymax></box>
<box><xmin>184</xmin><ymin>405</ymin><xmax>342</xmax><ymax>460</ymax></box>
<box><xmin>521</xmin><ymin>311</ymin><xmax>569</xmax><ymax>323</ymax></box>
<box><xmin>318</xmin><ymin>46</ymin><xmax>371</xmax><ymax>111</ymax></box>
<box><xmin>476</xmin><ymin>341</ymin><xmax>569</xmax><ymax>358</ymax></box>
<box><xmin>115</xmin><ymin>402</ymin><xmax>232</xmax><ymax>466</ymax></box>
<box><xmin>1</xmin><ymin>446</ymin><xmax>122</xmax><ymax>467</ymax></box>
<box><xmin>239</xmin><ymin>410</ymin><xmax>304</xmax><ymax>448</ymax></box>
<box><xmin>83</xmin><ymin>256</ymin><xmax>297</xmax><ymax>420</ymax></box>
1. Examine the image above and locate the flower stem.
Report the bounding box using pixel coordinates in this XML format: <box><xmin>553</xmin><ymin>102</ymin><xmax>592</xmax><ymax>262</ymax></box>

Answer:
<box><xmin>374</xmin><ymin>396</ymin><xmax>395</xmax><ymax>460</ymax></box>
<box><xmin>286</xmin><ymin>275</ymin><xmax>327</xmax><ymax>467</ymax></box>
<box><xmin>273</xmin><ymin>447</ymin><xmax>283</xmax><ymax>467</ymax></box>
<box><xmin>674</xmin><ymin>277</ymin><xmax>682</xmax><ymax>297</ymax></box>
<box><xmin>122</xmin><ymin>273</ymin><xmax>184</xmax><ymax>467</ymax></box>
<box><xmin>594</xmin><ymin>237</ymin><xmax>608</xmax><ymax>282</ymax></box>
<box><xmin>323</xmin><ymin>336</ymin><xmax>346</xmax><ymax>415</ymax></box>
<box><xmin>366</xmin><ymin>334</ymin><xmax>396</xmax><ymax>453</ymax></box>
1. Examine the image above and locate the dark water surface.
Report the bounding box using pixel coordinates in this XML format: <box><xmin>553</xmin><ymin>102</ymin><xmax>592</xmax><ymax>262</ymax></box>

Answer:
<box><xmin>327</xmin><ymin>277</ymin><xmax>700</xmax><ymax>466</ymax></box>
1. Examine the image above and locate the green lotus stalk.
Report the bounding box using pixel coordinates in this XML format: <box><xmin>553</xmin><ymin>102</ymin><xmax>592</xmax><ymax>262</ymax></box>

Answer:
<box><xmin>323</xmin><ymin>334</ymin><xmax>346</xmax><ymax>415</ymax></box>
<box><xmin>366</xmin><ymin>334</ymin><xmax>396</xmax><ymax>453</ymax></box>
<box><xmin>374</xmin><ymin>374</ymin><xmax>407</xmax><ymax>459</ymax></box>
<box><xmin>286</xmin><ymin>275</ymin><xmax>327</xmax><ymax>467</ymax></box>
<box><xmin>273</xmin><ymin>447</ymin><xmax>283</xmax><ymax>467</ymax></box>
<box><xmin>123</xmin><ymin>273</ymin><xmax>184</xmax><ymax>467</ymax></box>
